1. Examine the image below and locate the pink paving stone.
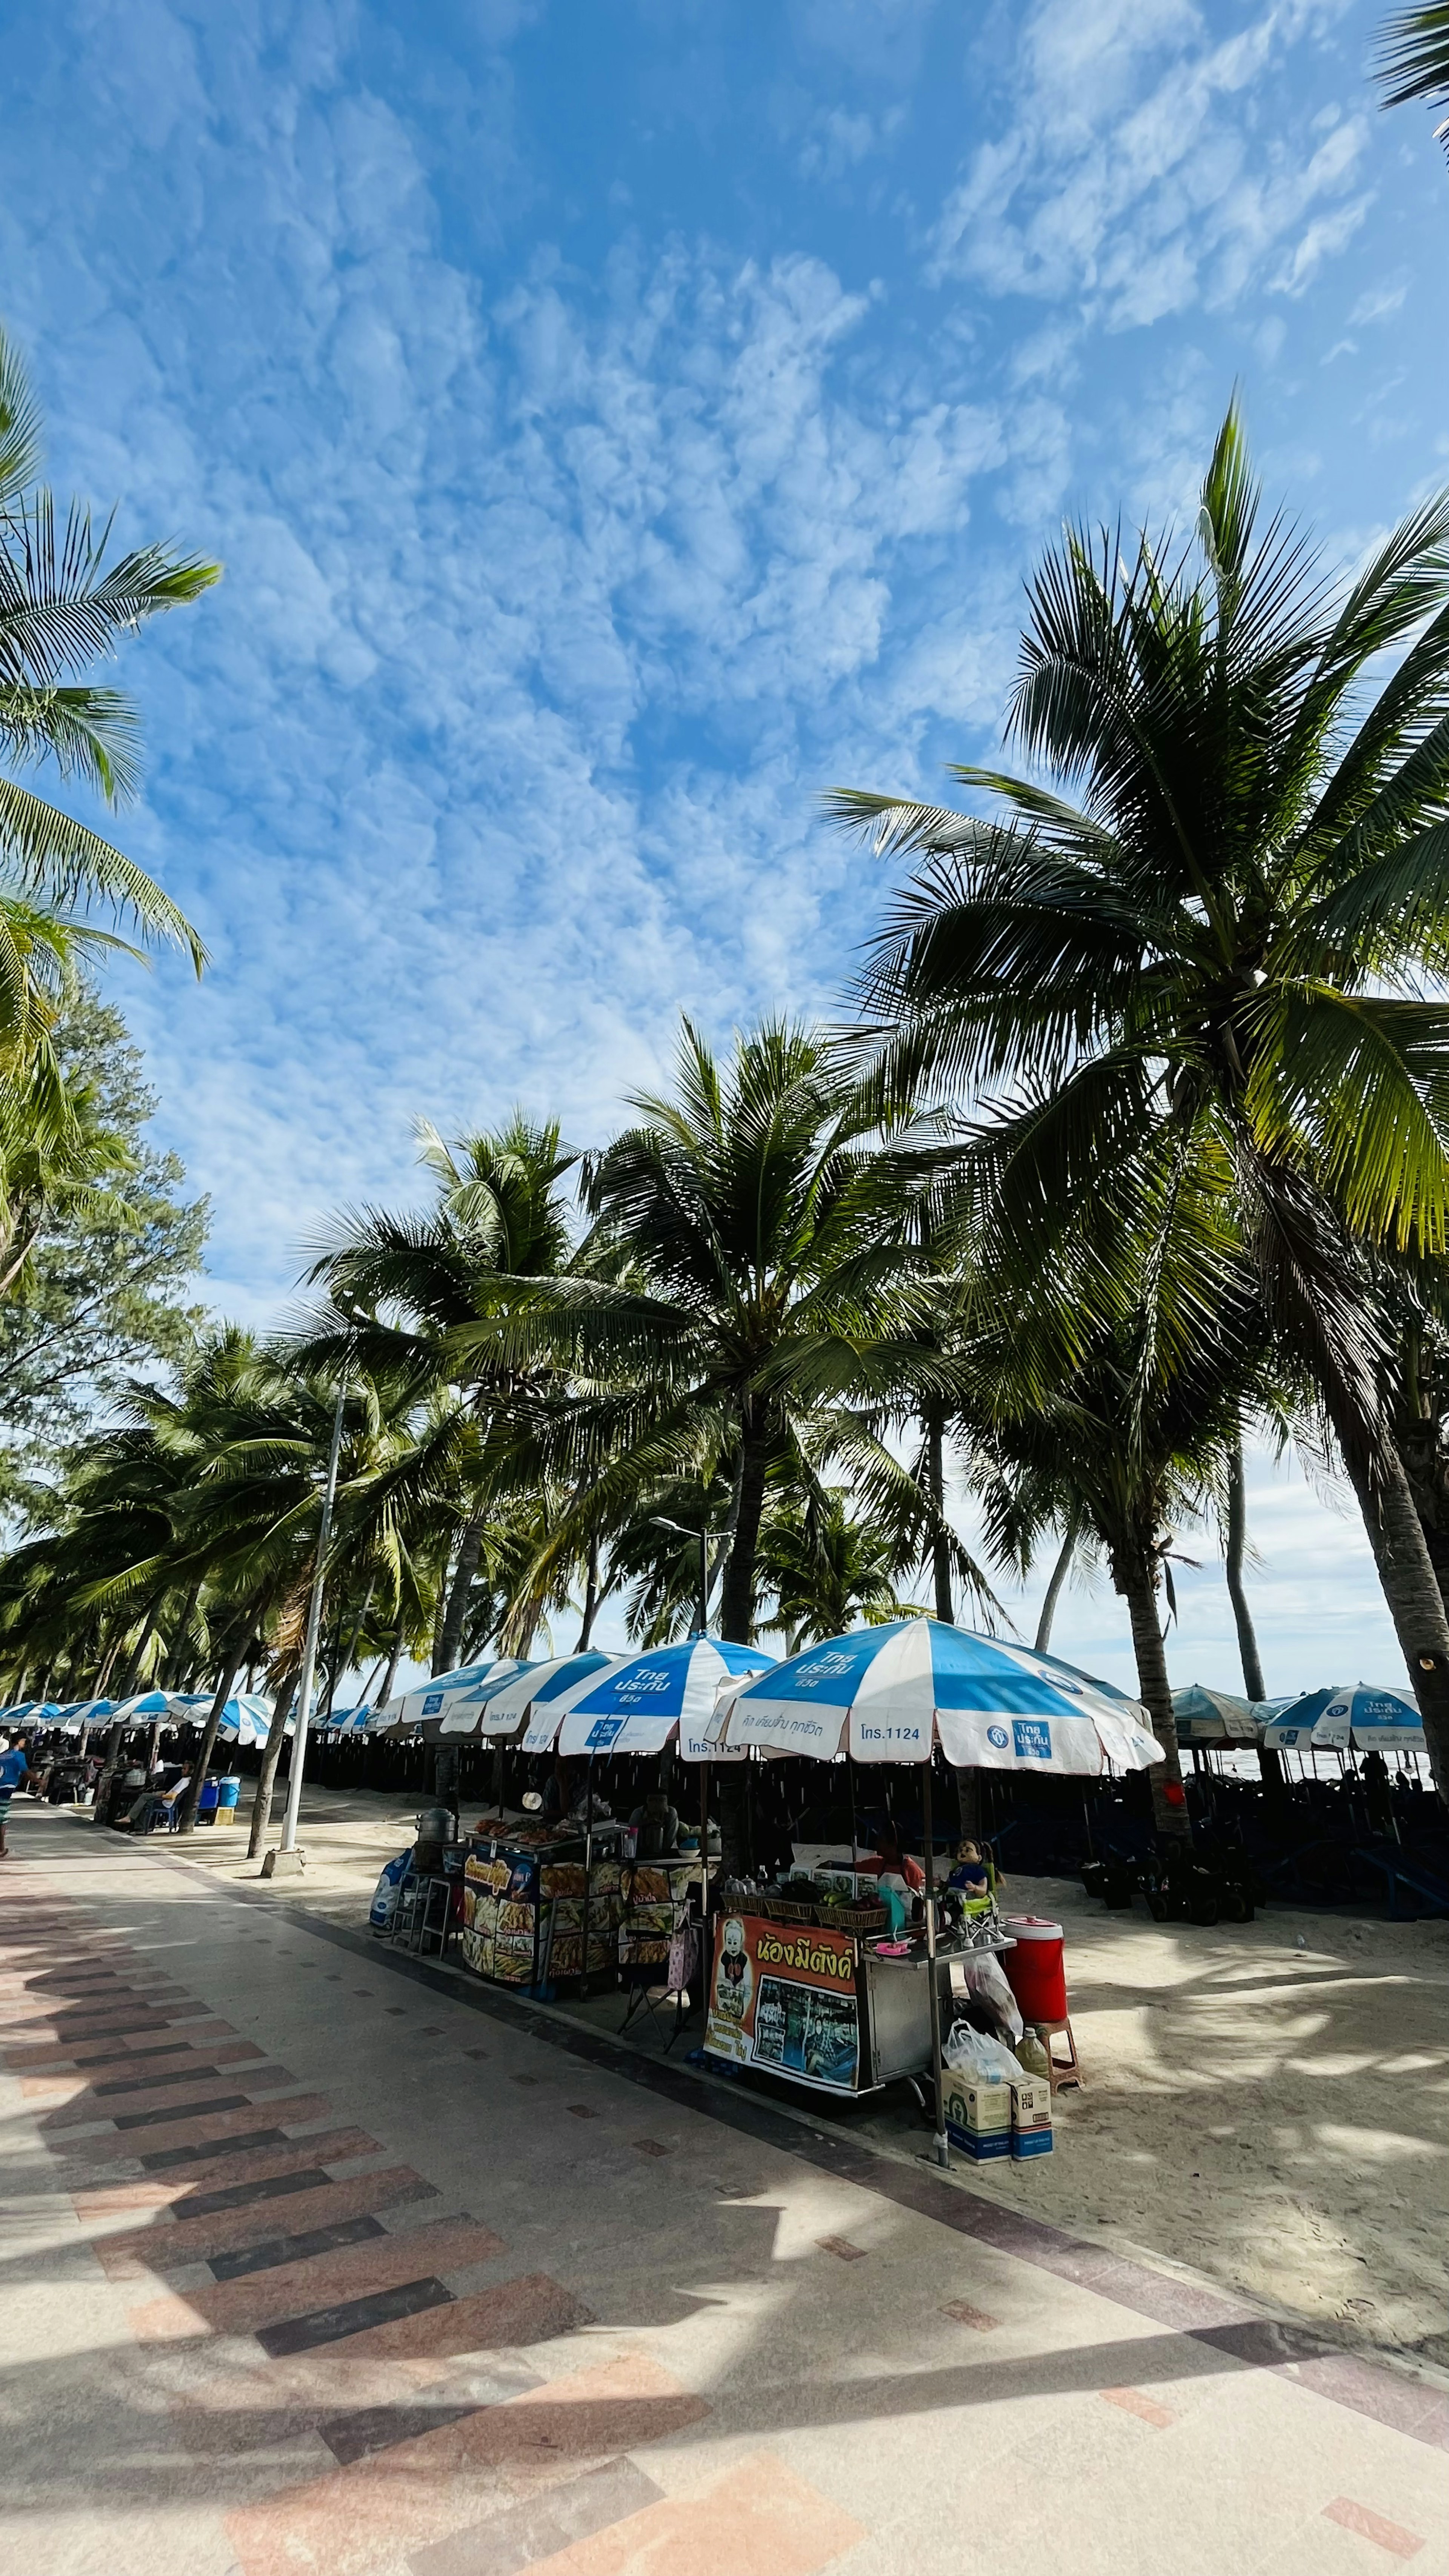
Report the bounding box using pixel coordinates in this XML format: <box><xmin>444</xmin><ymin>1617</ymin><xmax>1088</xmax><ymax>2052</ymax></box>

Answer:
<box><xmin>1323</xmin><ymin>2498</ymin><xmax>1425</xmax><ymax>2560</ymax></box>
<box><xmin>56</xmin><ymin>2090</ymin><xmax>332</xmax><ymax>2164</ymax></box>
<box><xmin>517</xmin><ymin>2451</ymin><xmax>867</xmax><ymax>2576</ymax></box>
<box><xmin>1101</xmin><ymin>2387</ymin><xmax>1176</xmax><ymax>2429</ymax></box>
<box><xmin>126</xmin><ymin>2215</ymin><xmax>507</xmax><ymax>2341</ymax></box>
<box><xmin>941</xmin><ymin>2301</ymin><xmax>1000</xmax><ymax>2331</ymax></box>
<box><xmin>222</xmin><ymin>2351</ymin><xmax>709</xmax><ymax>2576</ymax></box>
<box><xmin>91</xmin><ymin>2165</ymin><xmax>437</xmax><ymax>2277</ymax></box>
<box><xmin>816</xmin><ymin>2236</ymin><xmax>867</xmax><ymax>2262</ymax></box>
<box><xmin>70</xmin><ymin>2126</ymin><xmax>383</xmax><ymax>2213</ymax></box>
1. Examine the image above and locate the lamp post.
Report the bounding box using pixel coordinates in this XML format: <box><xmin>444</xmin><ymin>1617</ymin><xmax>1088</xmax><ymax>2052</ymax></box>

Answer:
<box><xmin>652</xmin><ymin>1515</ymin><xmax>709</xmax><ymax>1635</ymax></box>
<box><xmin>266</xmin><ymin>1367</ymin><xmax>348</xmax><ymax>1875</ymax></box>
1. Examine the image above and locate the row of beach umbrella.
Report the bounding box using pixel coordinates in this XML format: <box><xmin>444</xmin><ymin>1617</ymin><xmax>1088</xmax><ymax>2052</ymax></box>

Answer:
<box><xmin>367</xmin><ymin>1619</ymin><xmax>1168</xmax><ymax>1776</ymax></box>
<box><xmin>3</xmin><ymin>1652</ymin><xmax>1425</xmax><ymax>1769</ymax></box>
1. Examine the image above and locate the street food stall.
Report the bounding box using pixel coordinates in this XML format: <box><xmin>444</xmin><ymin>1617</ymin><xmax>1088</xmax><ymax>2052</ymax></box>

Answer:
<box><xmin>461</xmin><ymin>1824</ymin><xmax>623</xmax><ymax>1986</ymax></box>
<box><xmin>707</xmin><ymin>1615</ymin><xmax>1165</xmax><ymax>2153</ymax></box>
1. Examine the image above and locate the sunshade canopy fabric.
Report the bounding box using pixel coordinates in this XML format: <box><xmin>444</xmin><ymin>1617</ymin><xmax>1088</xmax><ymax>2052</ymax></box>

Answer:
<box><xmin>469</xmin><ymin>1651</ymin><xmax>617</xmax><ymax>1742</ymax></box>
<box><xmin>434</xmin><ymin>1661</ymin><xmax>555</xmax><ymax>1737</ymax></box>
<box><xmin>543</xmin><ymin>1635</ymin><xmax>776</xmax><ymax>1759</ymax></box>
<box><xmin>1263</xmin><ymin>1684</ymin><xmax>1424</xmax><ymax>1750</ymax></box>
<box><xmin>1171</xmin><ymin>1683</ymin><xmax>1260</xmax><ymax>1745</ymax></box>
<box><xmin>388</xmin><ymin>1658</ymin><xmax>528</xmax><ymax>1734</ymax></box>
<box><xmin>709</xmin><ymin>1616</ymin><xmax>1162</xmax><ymax>1773</ymax></box>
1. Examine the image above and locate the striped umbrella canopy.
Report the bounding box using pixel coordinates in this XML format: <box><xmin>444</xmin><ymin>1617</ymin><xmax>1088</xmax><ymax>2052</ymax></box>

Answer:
<box><xmin>62</xmin><ymin>1697</ymin><xmax>115</xmax><ymax>1734</ymax></box>
<box><xmin>165</xmin><ymin>1690</ymin><xmax>283</xmax><ymax>1746</ymax></box>
<box><xmin>0</xmin><ymin>1701</ymin><xmax>52</xmax><ymax>1726</ymax></box>
<box><xmin>323</xmin><ymin>1704</ymin><xmax>373</xmax><ymax>1734</ymax></box>
<box><xmin>545</xmin><ymin>1635</ymin><xmax>777</xmax><ymax>1761</ymax></box>
<box><xmin>472</xmin><ymin>1652</ymin><xmax>617</xmax><ymax>1744</ymax></box>
<box><xmin>710</xmin><ymin>1616</ymin><xmax>1162</xmax><ymax>1773</ymax></box>
<box><xmin>432</xmin><ymin>1660</ymin><xmax>552</xmax><ymax>1739</ymax></box>
<box><xmin>386</xmin><ymin>1658</ymin><xmax>528</xmax><ymax>1735</ymax></box>
<box><xmin>1263</xmin><ymin>1684</ymin><xmax>1424</xmax><ymax>1752</ymax></box>
<box><xmin>110</xmin><ymin>1689</ymin><xmax>171</xmax><ymax>1722</ymax></box>
<box><xmin>1171</xmin><ymin>1683</ymin><xmax>1259</xmax><ymax>1746</ymax></box>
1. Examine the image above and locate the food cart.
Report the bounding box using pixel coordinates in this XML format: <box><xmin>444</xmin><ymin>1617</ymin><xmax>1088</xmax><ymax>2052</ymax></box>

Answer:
<box><xmin>461</xmin><ymin>1825</ymin><xmax>623</xmax><ymax>1988</ymax></box>
<box><xmin>704</xmin><ymin>1907</ymin><xmax>980</xmax><ymax>2095</ymax></box>
<box><xmin>707</xmin><ymin>1615</ymin><xmax>1165</xmax><ymax>2154</ymax></box>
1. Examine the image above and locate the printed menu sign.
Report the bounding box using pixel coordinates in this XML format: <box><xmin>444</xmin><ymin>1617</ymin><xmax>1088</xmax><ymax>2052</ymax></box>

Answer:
<box><xmin>704</xmin><ymin>1913</ymin><xmax>861</xmax><ymax>2093</ymax></box>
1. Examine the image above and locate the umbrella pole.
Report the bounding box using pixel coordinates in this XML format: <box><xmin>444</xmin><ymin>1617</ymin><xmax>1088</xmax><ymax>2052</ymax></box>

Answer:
<box><xmin>701</xmin><ymin>1755</ymin><xmax>712</xmax><ymax>1978</ymax></box>
<box><xmin>580</xmin><ymin>1757</ymin><xmax>594</xmax><ymax>1998</ymax></box>
<box><xmin>1081</xmin><ymin>1783</ymin><xmax>1095</xmax><ymax>1859</ymax></box>
<box><xmin>921</xmin><ymin>1758</ymin><xmax>948</xmax><ymax>2168</ymax></box>
<box><xmin>848</xmin><ymin>1753</ymin><xmax>857</xmax><ymax>1878</ymax></box>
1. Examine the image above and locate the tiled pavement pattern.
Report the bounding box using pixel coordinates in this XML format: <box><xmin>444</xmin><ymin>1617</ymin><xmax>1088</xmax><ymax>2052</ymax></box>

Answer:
<box><xmin>1</xmin><ymin>1822</ymin><xmax>1446</xmax><ymax>2576</ymax></box>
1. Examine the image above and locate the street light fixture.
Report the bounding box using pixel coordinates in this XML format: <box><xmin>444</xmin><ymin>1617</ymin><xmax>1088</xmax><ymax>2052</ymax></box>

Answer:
<box><xmin>651</xmin><ymin>1514</ymin><xmax>709</xmax><ymax>1636</ymax></box>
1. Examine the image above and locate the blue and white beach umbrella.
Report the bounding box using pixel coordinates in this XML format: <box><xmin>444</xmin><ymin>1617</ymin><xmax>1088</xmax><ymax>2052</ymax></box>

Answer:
<box><xmin>1171</xmin><ymin>1683</ymin><xmax>1259</xmax><ymax>1746</ymax></box>
<box><xmin>1263</xmin><ymin>1684</ymin><xmax>1424</xmax><ymax>1752</ymax></box>
<box><xmin>546</xmin><ymin>1635</ymin><xmax>777</xmax><ymax>1761</ymax></box>
<box><xmin>111</xmin><ymin>1689</ymin><xmax>171</xmax><ymax>1722</ymax></box>
<box><xmin>388</xmin><ymin>1657</ymin><xmax>528</xmax><ymax>1734</ymax></box>
<box><xmin>710</xmin><ymin>1616</ymin><xmax>1162</xmax><ymax>1774</ymax></box>
<box><xmin>468</xmin><ymin>1652</ymin><xmax>616</xmax><ymax>1743</ymax></box>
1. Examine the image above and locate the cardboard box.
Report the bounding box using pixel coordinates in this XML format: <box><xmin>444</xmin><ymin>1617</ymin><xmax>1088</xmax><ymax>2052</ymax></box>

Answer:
<box><xmin>941</xmin><ymin>2067</ymin><xmax>1011</xmax><ymax>2142</ymax></box>
<box><xmin>954</xmin><ymin>2124</ymin><xmax>1011</xmax><ymax>2161</ymax></box>
<box><xmin>1010</xmin><ymin>2124</ymin><xmax>1053</xmax><ymax>2159</ymax></box>
<box><xmin>1011</xmin><ymin>2075</ymin><xmax>1052</xmax><ymax>2132</ymax></box>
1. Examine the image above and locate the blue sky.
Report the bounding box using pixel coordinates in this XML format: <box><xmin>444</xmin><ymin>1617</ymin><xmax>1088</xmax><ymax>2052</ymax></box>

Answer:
<box><xmin>2</xmin><ymin>0</ymin><xmax>1446</xmax><ymax>1690</ymax></box>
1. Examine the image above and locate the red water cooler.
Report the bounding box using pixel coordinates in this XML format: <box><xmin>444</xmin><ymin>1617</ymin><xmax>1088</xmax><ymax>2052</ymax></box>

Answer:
<box><xmin>1001</xmin><ymin>1916</ymin><xmax>1068</xmax><ymax>2023</ymax></box>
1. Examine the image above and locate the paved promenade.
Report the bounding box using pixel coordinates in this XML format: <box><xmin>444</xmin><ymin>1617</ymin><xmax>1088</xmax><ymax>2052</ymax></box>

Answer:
<box><xmin>2</xmin><ymin>1805</ymin><xmax>1446</xmax><ymax>2576</ymax></box>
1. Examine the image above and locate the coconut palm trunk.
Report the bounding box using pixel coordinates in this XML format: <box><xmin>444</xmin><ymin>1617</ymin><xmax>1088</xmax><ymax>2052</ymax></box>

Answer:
<box><xmin>176</xmin><ymin>1638</ymin><xmax>245</xmax><ymax>1837</ymax></box>
<box><xmin>1114</xmin><ymin>1539</ymin><xmax>1191</xmax><ymax>1840</ymax></box>
<box><xmin>436</xmin><ymin>1519</ymin><xmax>482</xmax><ymax>1674</ymax></box>
<box><xmin>1224</xmin><ymin>1438</ymin><xmax>1283</xmax><ymax>1791</ymax></box>
<box><xmin>1034</xmin><ymin>1518</ymin><xmax>1077</xmax><ymax>1653</ymax></box>
<box><xmin>247</xmin><ymin>1666</ymin><xmax>299</xmax><ymax>1859</ymax></box>
<box><xmin>1332</xmin><ymin>1404</ymin><xmax>1449</xmax><ymax>1801</ymax></box>
<box><xmin>926</xmin><ymin>1410</ymin><xmax>954</xmax><ymax>1624</ymax></box>
<box><xmin>718</xmin><ymin>1418</ymin><xmax>770</xmax><ymax>1644</ymax></box>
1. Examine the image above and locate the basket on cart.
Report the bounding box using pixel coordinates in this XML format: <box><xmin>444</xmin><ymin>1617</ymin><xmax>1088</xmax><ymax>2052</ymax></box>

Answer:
<box><xmin>759</xmin><ymin>1896</ymin><xmax>819</xmax><ymax>1924</ymax></box>
<box><xmin>821</xmin><ymin>1900</ymin><xmax>888</xmax><ymax>1936</ymax></box>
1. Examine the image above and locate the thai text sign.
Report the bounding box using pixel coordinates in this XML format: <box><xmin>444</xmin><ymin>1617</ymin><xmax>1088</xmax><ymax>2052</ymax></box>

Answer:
<box><xmin>705</xmin><ymin>1911</ymin><xmax>861</xmax><ymax>2093</ymax></box>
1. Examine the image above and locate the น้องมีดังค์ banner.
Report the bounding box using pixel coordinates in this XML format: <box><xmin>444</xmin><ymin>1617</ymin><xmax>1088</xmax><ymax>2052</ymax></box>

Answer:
<box><xmin>704</xmin><ymin>1913</ymin><xmax>861</xmax><ymax>2092</ymax></box>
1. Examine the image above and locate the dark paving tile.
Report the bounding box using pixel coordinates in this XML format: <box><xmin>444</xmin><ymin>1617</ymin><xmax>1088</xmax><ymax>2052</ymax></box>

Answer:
<box><xmin>255</xmin><ymin>2272</ymin><xmax>453</xmax><ymax>2358</ymax></box>
<box><xmin>142</xmin><ymin>2126</ymin><xmax>288</xmax><ymax>2172</ymax></box>
<box><xmin>632</xmin><ymin>2139</ymin><xmax>670</xmax><ymax>2158</ymax></box>
<box><xmin>114</xmin><ymin>2092</ymin><xmax>251</xmax><ymax>2130</ymax></box>
<box><xmin>174</xmin><ymin>2165</ymin><xmax>334</xmax><ymax>2220</ymax></box>
<box><xmin>210</xmin><ymin>2212</ymin><xmax>387</xmax><ymax>2281</ymax></box>
<box><xmin>408</xmin><ymin>2458</ymin><xmax>662</xmax><ymax>2576</ymax></box>
<box><xmin>91</xmin><ymin>2061</ymin><xmax>240</xmax><ymax>2098</ymax></box>
<box><xmin>319</xmin><ymin>2390</ymin><xmax>501</xmax><ymax>2467</ymax></box>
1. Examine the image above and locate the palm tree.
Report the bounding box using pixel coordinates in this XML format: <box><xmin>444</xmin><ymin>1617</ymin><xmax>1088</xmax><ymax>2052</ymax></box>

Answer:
<box><xmin>830</xmin><ymin>405</ymin><xmax>1449</xmax><ymax>1799</ymax></box>
<box><xmin>758</xmin><ymin>1489</ymin><xmax>921</xmax><ymax>1649</ymax></box>
<box><xmin>301</xmin><ymin>1114</ymin><xmax>584</xmax><ymax>1675</ymax></box>
<box><xmin>1377</xmin><ymin>8</ymin><xmax>1449</xmax><ymax>143</ymax></box>
<box><xmin>0</xmin><ymin>328</ymin><xmax>216</xmax><ymax>1059</ymax></box>
<box><xmin>491</xmin><ymin>1021</ymin><xmax>912</xmax><ymax>1645</ymax></box>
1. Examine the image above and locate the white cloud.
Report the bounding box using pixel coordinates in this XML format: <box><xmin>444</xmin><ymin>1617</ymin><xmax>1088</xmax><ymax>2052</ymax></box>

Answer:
<box><xmin>932</xmin><ymin>0</ymin><xmax>1369</xmax><ymax>330</ymax></box>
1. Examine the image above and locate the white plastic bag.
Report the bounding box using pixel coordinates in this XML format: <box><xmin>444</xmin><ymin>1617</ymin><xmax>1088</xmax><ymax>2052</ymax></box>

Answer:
<box><xmin>942</xmin><ymin>2023</ymin><xmax>1026</xmax><ymax>2083</ymax></box>
<box><xmin>960</xmin><ymin>1951</ymin><xmax>1024</xmax><ymax>2043</ymax></box>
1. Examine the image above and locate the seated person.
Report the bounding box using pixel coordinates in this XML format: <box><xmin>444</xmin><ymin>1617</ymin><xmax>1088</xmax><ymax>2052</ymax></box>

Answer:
<box><xmin>874</xmin><ymin>1821</ymin><xmax>924</xmax><ymax>1894</ymax></box>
